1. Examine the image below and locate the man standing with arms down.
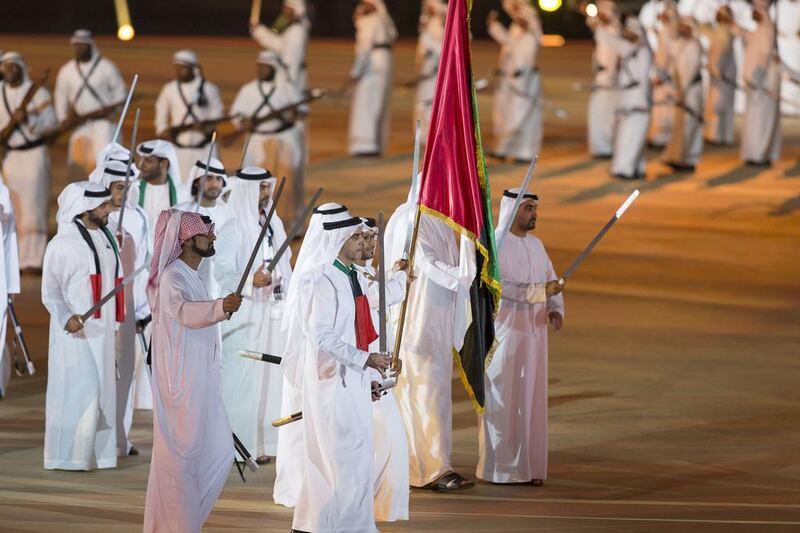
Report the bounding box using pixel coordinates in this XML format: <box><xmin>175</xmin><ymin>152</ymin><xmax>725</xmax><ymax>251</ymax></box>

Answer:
<box><xmin>41</xmin><ymin>181</ymin><xmax>120</xmax><ymax>470</ymax></box>
<box><xmin>477</xmin><ymin>189</ymin><xmax>564</xmax><ymax>486</ymax></box>
<box><xmin>54</xmin><ymin>29</ymin><xmax>126</xmax><ymax>178</ymax></box>
<box><xmin>284</xmin><ymin>216</ymin><xmax>389</xmax><ymax>533</ymax></box>
<box><xmin>0</xmin><ymin>52</ymin><xmax>57</xmax><ymax>274</ymax></box>
<box><xmin>0</xmin><ymin>174</ymin><xmax>20</xmax><ymax>398</ymax></box>
<box><xmin>143</xmin><ymin>209</ymin><xmax>242</xmax><ymax>533</ymax></box>
<box><xmin>155</xmin><ymin>51</ymin><xmax>224</xmax><ymax>180</ymax></box>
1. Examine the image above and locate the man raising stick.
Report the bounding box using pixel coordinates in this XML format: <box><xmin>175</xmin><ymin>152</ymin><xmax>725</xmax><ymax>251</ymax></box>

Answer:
<box><xmin>143</xmin><ymin>209</ymin><xmax>242</xmax><ymax>533</ymax></box>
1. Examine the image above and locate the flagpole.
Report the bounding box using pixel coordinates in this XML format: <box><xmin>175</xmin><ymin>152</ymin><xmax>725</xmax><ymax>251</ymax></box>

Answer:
<box><xmin>390</xmin><ymin>205</ymin><xmax>421</xmax><ymax>369</ymax></box>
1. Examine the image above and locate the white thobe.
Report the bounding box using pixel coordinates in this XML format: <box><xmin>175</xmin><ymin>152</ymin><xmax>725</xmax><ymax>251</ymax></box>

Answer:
<box><xmin>349</xmin><ymin>12</ymin><xmax>395</xmax><ymax>155</ymax></box>
<box><xmin>596</xmin><ymin>30</ymin><xmax>652</xmax><ymax>177</ymax></box>
<box><xmin>587</xmin><ymin>14</ymin><xmax>620</xmax><ymax>156</ymax></box>
<box><xmin>41</xmin><ymin>223</ymin><xmax>118</xmax><ymax>470</ymax></box>
<box><xmin>489</xmin><ymin>20</ymin><xmax>543</xmax><ymax>162</ymax></box>
<box><xmin>154</xmin><ymin>78</ymin><xmax>223</xmax><ymax>181</ymax></box>
<box><xmin>356</xmin><ymin>263</ymin><xmax>409</xmax><ymax>522</ymax></box>
<box><xmin>477</xmin><ymin>234</ymin><xmax>564</xmax><ymax>483</ymax></box>
<box><xmin>415</xmin><ymin>22</ymin><xmax>443</xmax><ymax>142</ymax></box>
<box><xmin>216</xmin><ymin>213</ymin><xmax>291</xmax><ymax>458</ymax></box>
<box><xmin>292</xmin><ymin>263</ymin><xmax>377</xmax><ymax>533</ymax></box>
<box><xmin>0</xmin><ymin>186</ymin><xmax>21</xmax><ymax>398</ymax></box>
<box><xmin>662</xmin><ymin>37</ymin><xmax>705</xmax><ymax>167</ymax></box>
<box><xmin>54</xmin><ymin>55</ymin><xmax>126</xmax><ymax>177</ymax></box>
<box><xmin>639</xmin><ymin>0</ymin><xmax>669</xmax><ymax>51</ymax></box>
<box><xmin>251</xmin><ymin>21</ymin><xmax>310</xmax><ymax>94</ymax></box>
<box><xmin>132</xmin><ymin>179</ymin><xmax>188</xmax><ymax>410</ymax></box>
<box><xmin>231</xmin><ymin>80</ymin><xmax>306</xmax><ymax>224</ymax></box>
<box><xmin>741</xmin><ymin>19</ymin><xmax>782</xmax><ymax>163</ymax></box>
<box><xmin>702</xmin><ymin>24</ymin><xmax>737</xmax><ymax>144</ymax></box>
<box><xmin>143</xmin><ymin>260</ymin><xmax>233</xmax><ymax>533</ymax></box>
<box><xmin>0</xmin><ymin>81</ymin><xmax>56</xmax><ymax>269</ymax></box>
<box><xmin>391</xmin><ymin>215</ymin><xmax>462</xmax><ymax>487</ymax></box>
<box><xmin>174</xmin><ymin>200</ymin><xmax>231</xmax><ymax>297</ymax></box>
<box><xmin>775</xmin><ymin>0</ymin><xmax>800</xmax><ymax>116</ymax></box>
<box><xmin>649</xmin><ymin>29</ymin><xmax>677</xmax><ymax>147</ymax></box>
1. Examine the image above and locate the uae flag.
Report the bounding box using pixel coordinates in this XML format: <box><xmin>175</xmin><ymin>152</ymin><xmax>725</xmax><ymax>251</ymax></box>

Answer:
<box><xmin>418</xmin><ymin>0</ymin><xmax>500</xmax><ymax>412</ymax></box>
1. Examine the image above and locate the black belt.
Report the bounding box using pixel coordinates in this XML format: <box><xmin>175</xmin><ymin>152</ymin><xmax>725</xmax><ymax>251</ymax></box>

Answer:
<box><xmin>174</xmin><ymin>132</ymin><xmax>213</xmax><ymax>149</ymax></box>
<box><xmin>6</xmin><ymin>139</ymin><xmax>44</xmax><ymax>151</ymax></box>
<box><xmin>373</xmin><ymin>43</ymin><xmax>393</xmax><ymax>50</ymax></box>
<box><xmin>255</xmin><ymin>123</ymin><xmax>294</xmax><ymax>135</ymax></box>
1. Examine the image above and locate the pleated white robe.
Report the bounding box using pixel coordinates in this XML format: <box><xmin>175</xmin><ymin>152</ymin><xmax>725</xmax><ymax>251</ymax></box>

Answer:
<box><xmin>588</xmin><ymin>20</ymin><xmax>620</xmax><ymax>157</ymax></box>
<box><xmin>41</xmin><ymin>223</ymin><xmax>118</xmax><ymax>470</ymax></box>
<box><xmin>703</xmin><ymin>24</ymin><xmax>737</xmax><ymax>144</ymax></box>
<box><xmin>54</xmin><ymin>55</ymin><xmax>126</xmax><ymax>178</ymax></box>
<box><xmin>0</xmin><ymin>182</ymin><xmax>21</xmax><ymax>398</ymax></box>
<box><xmin>741</xmin><ymin>17</ymin><xmax>782</xmax><ymax>163</ymax></box>
<box><xmin>0</xmin><ymin>81</ymin><xmax>56</xmax><ymax>269</ymax></box>
<box><xmin>489</xmin><ymin>20</ymin><xmax>543</xmax><ymax>162</ymax></box>
<box><xmin>649</xmin><ymin>29</ymin><xmax>677</xmax><ymax>147</ymax></box>
<box><xmin>477</xmin><ymin>234</ymin><xmax>564</xmax><ymax>483</ymax></box>
<box><xmin>292</xmin><ymin>263</ymin><xmax>377</xmax><ymax>533</ymax></box>
<box><xmin>348</xmin><ymin>12</ymin><xmax>395</xmax><ymax>155</ymax></box>
<box><xmin>662</xmin><ymin>36</ymin><xmax>705</xmax><ymax>167</ymax></box>
<box><xmin>774</xmin><ymin>0</ymin><xmax>800</xmax><ymax>116</ymax></box>
<box><xmin>415</xmin><ymin>22</ymin><xmax>443</xmax><ymax>142</ymax></box>
<box><xmin>143</xmin><ymin>260</ymin><xmax>233</xmax><ymax>533</ymax></box>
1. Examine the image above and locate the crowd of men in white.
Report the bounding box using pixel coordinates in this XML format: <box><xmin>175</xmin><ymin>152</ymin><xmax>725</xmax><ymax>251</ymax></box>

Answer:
<box><xmin>0</xmin><ymin>0</ymin><xmax>796</xmax><ymax>531</ymax></box>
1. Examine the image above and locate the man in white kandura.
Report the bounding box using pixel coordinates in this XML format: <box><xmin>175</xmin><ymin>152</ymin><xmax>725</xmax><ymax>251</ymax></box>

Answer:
<box><xmin>90</xmin><ymin>151</ymin><xmax>150</xmax><ymax>457</ymax></box>
<box><xmin>0</xmin><ymin>52</ymin><xmax>57</xmax><ymax>274</ymax></box>
<box><xmin>488</xmin><ymin>0</ymin><xmax>544</xmax><ymax>163</ymax></box>
<box><xmin>0</xmin><ymin>174</ymin><xmax>20</xmax><ymax>399</ymax></box>
<box><xmin>354</xmin><ymin>217</ymin><xmax>410</xmax><ymax>523</ymax></box>
<box><xmin>143</xmin><ymin>209</ymin><xmax>242</xmax><ymax>533</ymax></box>
<box><xmin>284</xmin><ymin>215</ymin><xmax>389</xmax><ymax>533</ymax></box>
<box><xmin>415</xmin><ymin>0</ymin><xmax>446</xmax><ymax>141</ymax></box>
<box><xmin>584</xmin><ymin>0</ymin><xmax>620</xmax><ymax>158</ymax></box>
<box><xmin>250</xmin><ymin>0</ymin><xmax>310</xmax><ymax>96</ymax></box>
<box><xmin>741</xmin><ymin>0</ymin><xmax>782</xmax><ymax>166</ymax></box>
<box><xmin>639</xmin><ymin>0</ymin><xmax>670</xmax><ymax>50</ymax></box>
<box><xmin>54</xmin><ymin>29</ymin><xmax>126</xmax><ymax>178</ymax></box>
<box><xmin>386</xmin><ymin>189</ymin><xmax>474</xmax><ymax>492</ymax></box>
<box><xmin>477</xmin><ymin>189</ymin><xmax>564</xmax><ymax>486</ymax></box>
<box><xmin>348</xmin><ymin>0</ymin><xmax>398</xmax><ymax>157</ymax></box>
<box><xmin>216</xmin><ymin>166</ymin><xmax>291</xmax><ymax>465</ymax></box>
<box><xmin>273</xmin><ymin>202</ymin><xmax>351</xmax><ymax>508</ymax></box>
<box><xmin>701</xmin><ymin>5</ymin><xmax>737</xmax><ymax>145</ymax></box>
<box><xmin>648</xmin><ymin>1</ymin><xmax>678</xmax><ymax>148</ymax></box>
<box><xmin>133</xmin><ymin>139</ymin><xmax>188</xmax><ymax>411</ymax></box>
<box><xmin>774</xmin><ymin>0</ymin><xmax>800</xmax><ymax>116</ymax></box>
<box><xmin>42</xmin><ymin>182</ymin><xmax>120</xmax><ymax>470</ymax></box>
<box><xmin>661</xmin><ymin>17</ymin><xmax>704</xmax><ymax>173</ymax></box>
<box><xmin>230</xmin><ymin>52</ymin><xmax>306</xmax><ymax>226</ymax></box>
<box><xmin>155</xmin><ymin>50</ymin><xmax>224</xmax><ymax>181</ymax></box>
<box><xmin>599</xmin><ymin>16</ymin><xmax>653</xmax><ymax>180</ymax></box>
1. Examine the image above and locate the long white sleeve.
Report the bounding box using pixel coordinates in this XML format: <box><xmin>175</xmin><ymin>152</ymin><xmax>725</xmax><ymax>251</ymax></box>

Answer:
<box><xmin>311</xmin><ymin>276</ymin><xmax>370</xmax><ymax>372</ymax></box>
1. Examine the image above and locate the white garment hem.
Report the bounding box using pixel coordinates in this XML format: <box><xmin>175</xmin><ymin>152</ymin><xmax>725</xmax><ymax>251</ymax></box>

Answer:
<box><xmin>44</xmin><ymin>457</ymin><xmax>117</xmax><ymax>471</ymax></box>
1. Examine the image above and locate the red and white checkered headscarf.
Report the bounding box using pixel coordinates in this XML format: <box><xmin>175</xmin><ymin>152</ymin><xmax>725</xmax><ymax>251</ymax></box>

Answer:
<box><xmin>147</xmin><ymin>209</ymin><xmax>214</xmax><ymax>311</ymax></box>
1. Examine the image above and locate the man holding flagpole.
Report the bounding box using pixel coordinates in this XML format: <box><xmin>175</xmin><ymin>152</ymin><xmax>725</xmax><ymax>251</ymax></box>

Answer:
<box><xmin>478</xmin><ymin>189</ymin><xmax>564</xmax><ymax>485</ymax></box>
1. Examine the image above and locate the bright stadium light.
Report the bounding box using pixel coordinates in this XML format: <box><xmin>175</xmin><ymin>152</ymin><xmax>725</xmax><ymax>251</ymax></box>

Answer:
<box><xmin>586</xmin><ymin>3</ymin><xmax>599</xmax><ymax>17</ymax></box>
<box><xmin>539</xmin><ymin>0</ymin><xmax>562</xmax><ymax>12</ymax></box>
<box><xmin>114</xmin><ymin>0</ymin><xmax>135</xmax><ymax>41</ymax></box>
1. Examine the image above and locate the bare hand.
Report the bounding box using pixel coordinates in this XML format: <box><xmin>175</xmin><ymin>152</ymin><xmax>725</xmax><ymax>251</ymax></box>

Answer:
<box><xmin>65</xmin><ymin>315</ymin><xmax>84</xmax><ymax>333</ymax></box>
<box><xmin>12</xmin><ymin>108</ymin><xmax>28</xmax><ymax>124</ymax></box>
<box><xmin>371</xmin><ymin>380</ymin><xmax>382</xmax><ymax>402</ymax></box>
<box><xmin>546</xmin><ymin>280</ymin><xmax>564</xmax><ymax>297</ymax></box>
<box><xmin>392</xmin><ymin>259</ymin><xmax>409</xmax><ymax>273</ymax></box>
<box><xmin>487</xmin><ymin>10</ymin><xmax>499</xmax><ymax>24</ymax></box>
<box><xmin>253</xmin><ymin>266</ymin><xmax>273</xmax><ymax>289</ymax></box>
<box><xmin>389</xmin><ymin>357</ymin><xmax>402</xmax><ymax>378</ymax></box>
<box><xmin>548</xmin><ymin>312</ymin><xmax>564</xmax><ymax>331</ymax></box>
<box><xmin>223</xmin><ymin>293</ymin><xmax>243</xmax><ymax>314</ymax></box>
<box><xmin>366</xmin><ymin>352</ymin><xmax>391</xmax><ymax>377</ymax></box>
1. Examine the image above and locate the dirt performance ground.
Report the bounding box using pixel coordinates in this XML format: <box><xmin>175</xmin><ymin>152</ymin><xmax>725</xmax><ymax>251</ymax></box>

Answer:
<box><xmin>0</xmin><ymin>35</ymin><xmax>799</xmax><ymax>532</ymax></box>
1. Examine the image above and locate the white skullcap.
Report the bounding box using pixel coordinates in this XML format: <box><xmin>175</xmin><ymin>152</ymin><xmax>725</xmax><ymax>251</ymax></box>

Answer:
<box><xmin>173</xmin><ymin>49</ymin><xmax>199</xmax><ymax>66</ymax></box>
<box><xmin>70</xmin><ymin>29</ymin><xmax>95</xmax><ymax>45</ymax></box>
<box><xmin>257</xmin><ymin>50</ymin><xmax>282</xmax><ymax>67</ymax></box>
<box><xmin>0</xmin><ymin>51</ymin><xmax>25</xmax><ymax>68</ymax></box>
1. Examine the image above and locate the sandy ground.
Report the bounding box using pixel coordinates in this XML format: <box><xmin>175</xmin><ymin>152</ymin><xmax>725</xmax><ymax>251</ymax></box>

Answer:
<box><xmin>0</xmin><ymin>34</ymin><xmax>799</xmax><ymax>532</ymax></box>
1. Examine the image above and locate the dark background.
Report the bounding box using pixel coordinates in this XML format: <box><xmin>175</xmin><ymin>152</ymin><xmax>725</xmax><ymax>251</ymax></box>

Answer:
<box><xmin>0</xmin><ymin>0</ymin><xmax>597</xmax><ymax>39</ymax></box>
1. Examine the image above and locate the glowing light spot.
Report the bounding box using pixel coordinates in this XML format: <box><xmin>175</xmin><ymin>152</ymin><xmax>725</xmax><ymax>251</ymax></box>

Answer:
<box><xmin>541</xmin><ymin>34</ymin><xmax>566</xmax><ymax>47</ymax></box>
<box><xmin>586</xmin><ymin>3</ymin><xmax>599</xmax><ymax>17</ymax></box>
<box><xmin>117</xmin><ymin>24</ymin><xmax>135</xmax><ymax>41</ymax></box>
<box><xmin>539</xmin><ymin>0</ymin><xmax>562</xmax><ymax>13</ymax></box>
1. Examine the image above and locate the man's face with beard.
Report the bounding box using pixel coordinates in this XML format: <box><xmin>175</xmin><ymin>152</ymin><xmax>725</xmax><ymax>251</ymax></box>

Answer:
<box><xmin>73</xmin><ymin>43</ymin><xmax>92</xmax><ymax>63</ymax></box>
<box><xmin>191</xmin><ymin>231</ymin><xmax>216</xmax><ymax>257</ymax></box>
<box><xmin>258</xmin><ymin>63</ymin><xmax>276</xmax><ymax>82</ymax></box>
<box><xmin>174</xmin><ymin>63</ymin><xmax>195</xmax><ymax>83</ymax></box>
<box><xmin>362</xmin><ymin>231</ymin><xmax>377</xmax><ymax>260</ymax></box>
<box><xmin>109</xmin><ymin>182</ymin><xmax>126</xmax><ymax>210</ymax></box>
<box><xmin>514</xmin><ymin>199</ymin><xmax>538</xmax><ymax>233</ymax></box>
<box><xmin>138</xmin><ymin>155</ymin><xmax>167</xmax><ymax>182</ymax></box>
<box><xmin>340</xmin><ymin>231</ymin><xmax>365</xmax><ymax>263</ymax></box>
<box><xmin>258</xmin><ymin>182</ymin><xmax>272</xmax><ymax>211</ymax></box>
<box><xmin>87</xmin><ymin>201</ymin><xmax>112</xmax><ymax>227</ymax></box>
<box><xmin>199</xmin><ymin>174</ymin><xmax>225</xmax><ymax>202</ymax></box>
<box><xmin>1</xmin><ymin>63</ymin><xmax>23</xmax><ymax>86</ymax></box>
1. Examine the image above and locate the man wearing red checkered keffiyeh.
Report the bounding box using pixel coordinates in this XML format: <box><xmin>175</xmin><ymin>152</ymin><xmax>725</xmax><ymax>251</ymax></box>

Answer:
<box><xmin>143</xmin><ymin>208</ymin><xmax>243</xmax><ymax>533</ymax></box>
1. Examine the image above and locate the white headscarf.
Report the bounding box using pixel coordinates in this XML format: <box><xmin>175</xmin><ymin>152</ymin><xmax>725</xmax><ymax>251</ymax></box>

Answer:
<box><xmin>495</xmin><ymin>187</ymin><xmax>538</xmax><ymax>244</ymax></box>
<box><xmin>281</xmin><ymin>214</ymin><xmax>364</xmax><ymax>388</ymax></box>
<box><xmin>70</xmin><ymin>29</ymin><xmax>99</xmax><ymax>61</ymax></box>
<box><xmin>365</xmin><ymin>0</ymin><xmax>399</xmax><ymax>42</ymax></box>
<box><xmin>136</xmin><ymin>139</ymin><xmax>183</xmax><ymax>184</ymax></box>
<box><xmin>0</xmin><ymin>52</ymin><xmax>29</xmax><ymax>81</ymax></box>
<box><xmin>289</xmin><ymin>202</ymin><xmax>351</xmax><ymax>288</ymax></box>
<box><xmin>89</xmin><ymin>159</ymin><xmax>141</xmax><ymax>208</ymax></box>
<box><xmin>223</xmin><ymin>166</ymin><xmax>291</xmax><ymax>287</ymax></box>
<box><xmin>56</xmin><ymin>181</ymin><xmax>111</xmax><ymax>230</ymax></box>
<box><xmin>257</xmin><ymin>50</ymin><xmax>293</xmax><ymax>85</ymax></box>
